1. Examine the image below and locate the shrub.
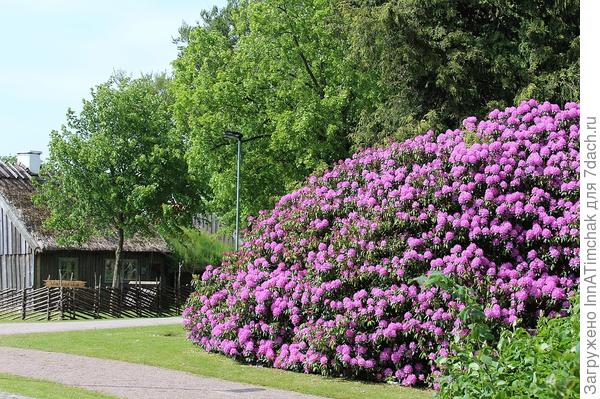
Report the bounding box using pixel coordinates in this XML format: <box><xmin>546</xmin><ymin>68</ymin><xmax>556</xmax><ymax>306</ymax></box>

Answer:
<box><xmin>183</xmin><ymin>100</ymin><xmax>580</xmax><ymax>387</ymax></box>
<box><xmin>436</xmin><ymin>293</ymin><xmax>579</xmax><ymax>398</ymax></box>
<box><xmin>164</xmin><ymin>227</ymin><xmax>232</xmax><ymax>272</ymax></box>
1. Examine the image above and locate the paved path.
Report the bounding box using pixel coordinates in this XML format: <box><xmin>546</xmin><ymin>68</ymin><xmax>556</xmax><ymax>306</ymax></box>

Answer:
<box><xmin>0</xmin><ymin>347</ymin><xmax>325</xmax><ymax>399</ymax></box>
<box><xmin>0</xmin><ymin>317</ymin><xmax>182</xmax><ymax>336</ymax></box>
<box><xmin>0</xmin><ymin>393</ymin><xmax>34</xmax><ymax>399</ymax></box>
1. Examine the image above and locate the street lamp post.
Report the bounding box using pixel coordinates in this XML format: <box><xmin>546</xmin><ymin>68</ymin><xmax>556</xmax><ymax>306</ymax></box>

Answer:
<box><xmin>224</xmin><ymin>130</ymin><xmax>243</xmax><ymax>250</ymax></box>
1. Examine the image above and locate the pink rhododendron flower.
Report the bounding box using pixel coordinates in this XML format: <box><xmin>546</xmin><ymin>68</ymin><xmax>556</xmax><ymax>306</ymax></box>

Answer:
<box><xmin>183</xmin><ymin>100</ymin><xmax>579</xmax><ymax>387</ymax></box>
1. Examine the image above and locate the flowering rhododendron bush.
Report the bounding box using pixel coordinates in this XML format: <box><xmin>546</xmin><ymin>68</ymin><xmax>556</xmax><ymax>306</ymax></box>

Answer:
<box><xmin>183</xmin><ymin>100</ymin><xmax>580</xmax><ymax>387</ymax></box>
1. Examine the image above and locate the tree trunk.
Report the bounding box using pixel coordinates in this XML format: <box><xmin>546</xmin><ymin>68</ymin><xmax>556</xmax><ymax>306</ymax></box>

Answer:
<box><xmin>112</xmin><ymin>227</ymin><xmax>124</xmax><ymax>289</ymax></box>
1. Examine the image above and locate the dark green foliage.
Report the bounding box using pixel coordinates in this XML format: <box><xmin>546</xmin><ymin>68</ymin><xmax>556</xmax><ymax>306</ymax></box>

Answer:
<box><xmin>343</xmin><ymin>0</ymin><xmax>580</xmax><ymax>147</ymax></box>
<box><xmin>426</xmin><ymin>271</ymin><xmax>580</xmax><ymax>398</ymax></box>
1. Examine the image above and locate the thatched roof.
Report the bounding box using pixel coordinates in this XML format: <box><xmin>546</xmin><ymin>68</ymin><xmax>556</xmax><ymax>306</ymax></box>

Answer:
<box><xmin>0</xmin><ymin>161</ymin><xmax>169</xmax><ymax>253</ymax></box>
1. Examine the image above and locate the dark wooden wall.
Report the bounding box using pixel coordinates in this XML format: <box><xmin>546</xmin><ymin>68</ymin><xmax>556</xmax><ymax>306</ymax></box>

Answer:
<box><xmin>0</xmin><ymin>205</ymin><xmax>34</xmax><ymax>290</ymax></box>
<box><xmin>37</xmin><ymin>250</ymin><xmax>172</xmax><ymax>288</ymax></box>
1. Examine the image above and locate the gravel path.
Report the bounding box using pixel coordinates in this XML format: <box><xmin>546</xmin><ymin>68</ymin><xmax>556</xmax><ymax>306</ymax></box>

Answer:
<box><xmin>0</xmin><ymin>347</ymin><xmax>326</xmax><ymax>399</ymax></box>
<box><xmin>0</xmin><ymin>393</ymin><xmax>34</xmax><ymax>399</ymax></box>
<box><xmin>0</xmin><ymin>317</ymin><xmax>182</xmax><ymax>336</ymax></box>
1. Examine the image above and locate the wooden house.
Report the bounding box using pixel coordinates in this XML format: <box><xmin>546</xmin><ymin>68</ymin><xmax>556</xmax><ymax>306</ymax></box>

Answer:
<box><xmin>0</xmin><ymin>152</ymin><xmax>173</xmax><ymax>290</ymax></box>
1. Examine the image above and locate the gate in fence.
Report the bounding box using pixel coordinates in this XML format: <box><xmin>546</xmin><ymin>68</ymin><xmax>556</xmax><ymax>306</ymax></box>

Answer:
<box><xmin>0</xmin><ymin>282</ymin><xmax>192</xmax><ymax>321</ymax></box>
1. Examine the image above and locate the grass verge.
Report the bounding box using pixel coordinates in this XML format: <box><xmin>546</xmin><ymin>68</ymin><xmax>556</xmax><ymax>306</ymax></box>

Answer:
<box><xmin>0</xmin><ymin>373</ymin><xmax>116</xmax><ymax>398</ymax></box>
<box><xmin>0</xmin><ymin>324</ymin><xmax>432</xmax><ymax>399</ymax></box>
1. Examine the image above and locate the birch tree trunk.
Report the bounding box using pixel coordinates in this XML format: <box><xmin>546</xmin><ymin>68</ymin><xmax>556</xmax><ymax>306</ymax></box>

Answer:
<box><xmin>112</xmin><ymin>227</ymin><xmax>124</xmax><ymax>289</ymax></box>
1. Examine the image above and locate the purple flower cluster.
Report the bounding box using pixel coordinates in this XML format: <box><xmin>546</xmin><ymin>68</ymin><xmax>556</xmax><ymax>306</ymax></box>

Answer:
<box><xmin>183</xmin><ymin>100</ymin><xmax>580</xmax><ymax>386</ymax></box>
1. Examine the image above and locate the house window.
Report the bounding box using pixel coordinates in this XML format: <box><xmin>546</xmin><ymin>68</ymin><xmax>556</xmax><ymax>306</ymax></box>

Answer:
<box><xmin>104</xmin><ymin>259</ymin><xmax>138</xmax><ymax>283</ymax></box>
<box><xmin>58</xmin><ymin>258</ymin><xmax>79</xmax><ymax>280</ymax></box>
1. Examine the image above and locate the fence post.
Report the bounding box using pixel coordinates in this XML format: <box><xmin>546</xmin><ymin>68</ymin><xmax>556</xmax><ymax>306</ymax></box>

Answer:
<box><xmin>176</xmin><ymin>263</ymin><xmax>182</xmax><ymax>314</ymax></box>
<box><xmin>119</xmin><ymin>287</ymin><xmax>124</xmax><ymax>318</ymax></box>
<box><xmin>58</xmin><ymin>270</ymin><xmax>64</xmax><ymax>320</ymax></box>
<box><xmin>157</xmin><ymin>277</ymin><xmax>162</xmax><ymax>317</ymax></box>
<box><xmin>59</xmin><ymin>286</ymin><xmax>64</xmax><ymax>320</ymax></box>
<box><xmin>21</xmin><ymin>287</ymin><xmax>26</xmax><ymax>320</ymax></box>
<box><xmin>70</xmin><ymin>288</ymin><xmax>75</xmax><ymax>320</ymax></box>
<box><xmin>94</xmin><ymin>274</ymin><xmax>100</xmax><ymax>319</ymax></box>
<box><xmin>136</xmin><ymin>282</ymin><xmax>141</xmax><ymax>318</ymax></box>
<box><xmin>20</xmin><ymin>264</ymin><xmax>27</xmax><ymax>320</ymax></box>
<box><xmin>70</xmin><ymin>273</ymin><xmax>74</xmax><ymax>320</ymax></box>
<box><xmin>45</xmin><ymin>275</ymin><xmax>51</xmax><ymax>321</ymax></box>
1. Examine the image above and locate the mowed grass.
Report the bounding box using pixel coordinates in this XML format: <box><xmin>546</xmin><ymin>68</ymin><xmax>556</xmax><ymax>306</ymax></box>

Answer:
<box><xmin>0</xmin><ymin>324</ymin><xmax>432</xmax><ymax>399</ymax></box>
<box><xmin>0</xmin><ymin>373</ymin><xmax>117</xmax><ymax>399</ymax></box>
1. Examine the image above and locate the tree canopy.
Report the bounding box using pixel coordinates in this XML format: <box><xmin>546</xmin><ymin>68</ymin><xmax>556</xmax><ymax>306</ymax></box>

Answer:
<box><xmin>171</xmin><ymin>0</ymin><xmax>378</xmax><ymax>230</ymax></box>
<box><xmin>344</xmin><ymin>0</ymin><xmax>580</xmax><ymax>146</ymax></box>
<box><xmin>171</xmin><ymin>0</ymin><xmax>579</xmax><ymax>230</ymax></box>
<box><xmin>36</xmin><ymin>73</ymin><xmax>204</xmax><ymax>287</ymax></box>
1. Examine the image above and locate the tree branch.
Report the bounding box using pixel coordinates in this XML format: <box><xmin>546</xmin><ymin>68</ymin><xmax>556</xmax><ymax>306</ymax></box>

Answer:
<box><xmin>242</xmin><ymin>133</ymin><xmax>271</xmax><ymax>143</ymax></box>
<box><xmin>276</xmin><ymin>5</ymin><xmax>325</xmax><ymax>99</ymax></box>
<box><xmin>210</xmin><ymin>133</ymin><xmax>271</xmax><ymax>150</ymax></box>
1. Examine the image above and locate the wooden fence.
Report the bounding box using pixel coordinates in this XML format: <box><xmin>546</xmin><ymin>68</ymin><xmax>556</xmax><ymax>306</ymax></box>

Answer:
<box><xmin>0</xmin><ymin>283</ymin><xmax>193</xmax><ymax>321</ymax></box>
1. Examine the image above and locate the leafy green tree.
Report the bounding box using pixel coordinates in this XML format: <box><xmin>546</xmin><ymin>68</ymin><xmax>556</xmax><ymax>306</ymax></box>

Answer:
<box><xmin>343</xmin><ymin>0</ymin><xmax>580</xmax><ymax>147</ymax></box>
<box><xmin>36</xmin><ymin>73</ymin><xmax>204</xmax><ymax>288</ymax></box>
<box><xmin>171</xmin><ymin>0</ymin><xmax>378</xmax><ymax>230</ymax></box>
<box><xmin>172</xmin><ymin>0</ymin><xmax>578</xmax><ymax>230</ymax></box>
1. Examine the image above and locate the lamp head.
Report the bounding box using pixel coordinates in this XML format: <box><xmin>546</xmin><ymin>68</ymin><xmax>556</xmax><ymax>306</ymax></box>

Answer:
<box><xmin>224</xmin><ymin>130</ymin><xmax>243</xmax><ymax>140</ymax></box>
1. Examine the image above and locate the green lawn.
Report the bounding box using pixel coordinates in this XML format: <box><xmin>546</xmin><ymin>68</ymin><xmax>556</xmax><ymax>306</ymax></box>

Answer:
<box><xmin>0</xmin><ymin>324</ymin><xmax>432</xmax><ymax>399</ymax></box>
<box><xmin>0</xmin><ymin>373</ymin><xmax>116</xmax><ymax>399</ymax></box>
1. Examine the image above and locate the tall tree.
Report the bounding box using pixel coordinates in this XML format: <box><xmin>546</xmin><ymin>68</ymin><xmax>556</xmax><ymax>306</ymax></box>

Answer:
<box><xmin>171</xmin><ymin>0</ymin><xmax>378</xmax><ymax>230</ymax></box>
<box><xmin>36</xmin><ymin>73</ymin><xmax>204</xmax><ymax>288</ymax></box>
<box><xmin>343</xmin><ymin>0</ymin><xmax>580</xmax><ymax>146</ymax></box>
<box><xmin>172</xmin><ymin>0</ymin><xmax>579</xmax><ymax>231</ymax></box>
